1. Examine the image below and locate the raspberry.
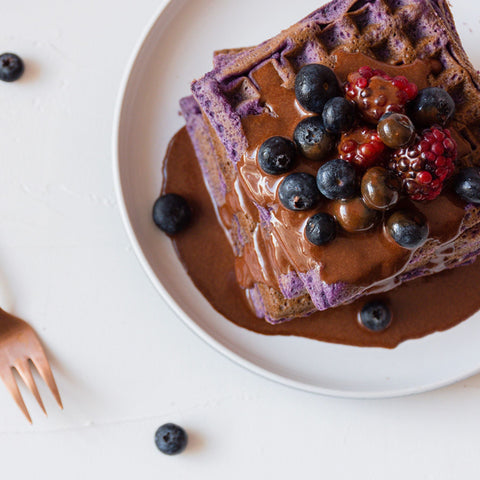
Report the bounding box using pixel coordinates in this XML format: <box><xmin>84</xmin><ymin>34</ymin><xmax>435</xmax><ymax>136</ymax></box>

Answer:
<box><xmin>388</xmin><ymin>126</ymin><xmax>457</xmax><ymax>201</ymax></box>
<box><xmin>338</xmin><ymin>127</ymin><xmax>387</xmax><ymax>169</ymax></box>
<box><xmin>345</xmin><ymin>66</ymin><xmax>418</xmax><ymax>123</ymax></box>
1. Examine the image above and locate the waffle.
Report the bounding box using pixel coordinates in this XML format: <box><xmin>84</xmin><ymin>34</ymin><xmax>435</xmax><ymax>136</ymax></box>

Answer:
<box><xmin>182</xmin><ymin>0</ymin><xmax>480</xmax><ymax>323</ymax></box>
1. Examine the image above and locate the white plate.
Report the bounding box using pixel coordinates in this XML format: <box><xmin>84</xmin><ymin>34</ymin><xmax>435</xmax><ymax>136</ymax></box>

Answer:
<box><xmin>113</xmin><ymin>0</ymin><xmax>480</xmax><ymax>398</ymax></box>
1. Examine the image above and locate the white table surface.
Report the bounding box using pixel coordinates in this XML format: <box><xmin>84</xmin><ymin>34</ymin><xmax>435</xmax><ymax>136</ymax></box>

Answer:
<box><xmin>2</xmin><ymin>0</ymin><xmax>480</xmax><ymax>478</ymax></box>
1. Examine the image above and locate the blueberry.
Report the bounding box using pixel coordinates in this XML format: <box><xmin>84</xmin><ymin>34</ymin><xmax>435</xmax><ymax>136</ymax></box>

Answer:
<box><xmin>155</xmin><ymin>423</ymin><xmax>188</xmax><ymax>455</ymax></box>
<box><xmin>322</xmin><ymin>97</ymin><xmax>355</xmax><ymax>134</ymax></box>
<box><xmin>386</xmin><ymin>210</ymin><xmax>429</xmax><ymax>249</ymax></box>
<box><xmin>377</xmin><ymin>113</ymin><xmax>415</xmax><ymax>148</ymax></box>
<box><xmin>295</xmin><ymin>64</ymin><xmax>341</xmax><ymax>114</ymax></box>
<box><xmin>293</xmin><ymin>116</ymin><xmax>335</xmax><ymax>161</ymax></box>
<box><xmin>257</xmin><ymin>136</ymin><xmax>296</xmax><ymax>175</ymax></box>
<box><xmin>316</xmin><ymin>158</ymin><xmax>357</xmax><ymax>200</ymax></box>
<box><xmin>152</xmin><ymin>193</ymin><xmax>191</xmax><ymax>234</ymax></box>
<box><xmin>359</xmin><ymin>300</ymin><xmax>392</xmax><ymax>332</ymax></box>
<box><xmin>0</xmin><ymin>53</ymin><xmax>24</xmax><ymax>82</ymax></box>
<box><xmin>408</xmin><ymin>87</ymin><xmax>455</xmax><ymax>127</ymax></box>
<box><xmin>305</xmin><ymin>212</ymin><xmax>337</xmax><ymax>246</ymax></box>
<box><xmin>278</xmin><ymin>172</ymin><xmax>320</xmax><ymax>211</ymax></box>
<box><xmin>333</xmin><ymin>197</ymin><xmax>380</xmax><ymax>233</ymax></box>
<box><xmin>452</xmin><ymin>167</ymin><xmax>480</xmax><ymax>204</ymax></box>
<box><xmin>361</xmin><ymin>166</ymin><xmax>400</xmax><ymax>211</ymax></box>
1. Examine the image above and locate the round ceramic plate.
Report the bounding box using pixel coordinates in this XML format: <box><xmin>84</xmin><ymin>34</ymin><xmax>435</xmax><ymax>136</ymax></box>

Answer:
<box><xmin>114</xmin><ymin>0</ymin><xmax>480</xmax><ymax>398</ymax></box>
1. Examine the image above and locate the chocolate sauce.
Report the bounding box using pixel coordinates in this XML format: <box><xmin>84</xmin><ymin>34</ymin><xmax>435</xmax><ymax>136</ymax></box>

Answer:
<box><xmin>163</xmin><ymin>128</ymin><xmax>480</xmax><ymax>349</ymax></box>
<box><xmin>229</xmin><ymin>54</ymin><xmax>466</xmax><ymax>295</ymax></box>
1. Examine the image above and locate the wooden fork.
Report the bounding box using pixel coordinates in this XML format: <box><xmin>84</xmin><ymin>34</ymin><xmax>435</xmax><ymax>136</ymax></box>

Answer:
<box><xmin>0</xmin><ymin>308</ymin><xmax>62</xmax><ymax>422</ymax></box>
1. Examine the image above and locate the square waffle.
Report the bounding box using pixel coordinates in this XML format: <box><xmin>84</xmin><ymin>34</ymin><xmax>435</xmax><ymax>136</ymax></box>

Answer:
<box><xmin>182</xmin><ymin>0</ymin><xmax>480</xmax><ymax>323</ymax></box>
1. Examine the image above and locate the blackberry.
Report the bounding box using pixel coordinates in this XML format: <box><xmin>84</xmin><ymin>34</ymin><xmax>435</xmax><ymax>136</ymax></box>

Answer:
<box><xmin>388</xmin><ymin>126</ymin><xmax>457</xmax><ymax>201</ymax></box>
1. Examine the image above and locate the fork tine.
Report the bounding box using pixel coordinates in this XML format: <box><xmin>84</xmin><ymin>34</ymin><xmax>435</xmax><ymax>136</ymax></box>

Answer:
<box><xmin>30</xmin><ymin>352</ymin><xmax>63</xmax><ymax>409</ymax></box>
<box><xmin>0</xmin><ymin>366</ymin><xmax>32</xmax><ymax>423</ymax></box>
<box><xmin>15</xmin><ymin>359</ymin><xmax>46</xmax><ymax>415</ymax></box>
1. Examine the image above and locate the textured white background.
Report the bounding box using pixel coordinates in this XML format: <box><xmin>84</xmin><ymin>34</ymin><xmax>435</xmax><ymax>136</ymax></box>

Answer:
<box><xmin>2</xmin><ymin>0</ymin><xmax>480</xmax><ymax>478</ymax></box>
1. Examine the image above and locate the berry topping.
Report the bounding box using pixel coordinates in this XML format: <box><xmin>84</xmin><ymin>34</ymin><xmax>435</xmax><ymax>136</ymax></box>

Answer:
<box><xmin>452</xmin><ymin>167</ymin><xmax>480</xmax><ymax>204</ymax></box>
<box><xmin>293</xmin><ymin>116</ymin><xmax>335</xmax><ymax>161</ymax></box>
<box><xmin>388</xmin><ymin>126</ymin><xmax>457</xmax><ymax>201</ymax></box>
<box><xmin>333</xmin><ymin>197</ymin><xmax>380</xmax><ymax>233</ymax></box>
<box><xmin>155</xmin><ymin>423</ymin><xmax>188</xmax><ymax>455</ymax></box>
<box><xmin>386</xmin><ymin>210</ymin><xmax>429</xmax><ymax>249</ymax></box>
<box><xmin>316</xmin><ymin>158</ymin><xmax>357</xmax><ymax>200</ymax></box>
<box><xmin>278</xmin><ymin>172</ymin><xmax>320</xmax><ymax>211</ymax></box>
<box><xmin>359</xmin><ymin>300</ymin><xmax>392</xmax><ymax>332</ymax></box>
<box><xmin>258</xmin><ymin>136</ymin><xmax>296</xmax><ymax>175</ymax></box>
<box><xmin>377</xmin><ymin>113</ymin><xmax>415</xmax><ymax>148</ymax></box>
<box><xmin>295</xmin><ymin>64</ymin><xmax>341</xmax><ymax>114</ymax></box>
<box><xmin>152</xmin><ymin>193</ymin><xmax>191</xmax><ymax>235</ymax></box>
<box><xmin>345</xmin><ymin>66</ymin><xmax>418</xmax><ymax>123</ymax></box>
<box><xmin>0</xmin><ymin>53</ymin><xmax>24</xmax><ymax>82</ymax></box>
<box><xmin>305</xmin><ymin>212</ymin><xmax>337</xmax><ymax>246</ymax></box>
<box><xmin>408</xmin><ymin>87</ymin><xmax>455</xmax><ymax>127</ymax></box>
<box><xmin>322</xmin><ymin>97</ymin><xmax>355</xmax><ymax>134</ymax></box>
<box><xmin>361</xmin><ymin>166</ymin><xmax>401</xmax><ymax>211</ymax></box>
<box><xmin>338</xmin><ymin>127</ymin><xmax>386</xmax><ymax>169</ymax></box>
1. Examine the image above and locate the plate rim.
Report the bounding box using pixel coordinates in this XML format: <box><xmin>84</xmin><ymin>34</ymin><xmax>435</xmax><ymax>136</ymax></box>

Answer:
<box><xmin>112</xmin><ymin>0</ymin><xmax>480</xmax><ymax>399</ymax></box>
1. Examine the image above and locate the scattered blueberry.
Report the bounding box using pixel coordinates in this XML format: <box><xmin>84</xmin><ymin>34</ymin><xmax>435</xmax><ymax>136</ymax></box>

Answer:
<box><xmin>408</xmin><ymin>87</ymin><xmax>455</xmax><ymax>127</ymax></box>
<box><xmin>293</xmin><ymin>116</ymin><xmax>335</xmax><ymax>161</ymax></box>
<box><xmin>155</xmin><ymin>423</ymin><xmax>188</xmax><ymax>455</ymax></box>
<box><xmin>0</xmin><ymin>53</ymin><xmax>24</xmax><ymax>82</ymax></box>
<box><xmin>316</xmin><ymin>158</ymin><xmax>357</xmax><ymax>200</ymax></box>
<box><xmin>322</xmin><ymin>97</ymin><xmax>355</xmax><ymax>134</ymax></box>
<box><xmin>152</xmin><ymin>193</ymin><xmax>191</xmax><ymax>235</ymax></box>
<box><xmin>278</xmin><ymin>172</ymin><xmax>320</xmax><ymax>211</ymax></box>
<box><xmin>386</xmin><ymin>210</ymin><xmax>429</xmax><ymax>249</ymax></box>
<box><xmin>452</xmin><ymin>167</ymin><xmax>480</xmax><ymax>204</ymax></box>
<box><xmin>359</xmin><ymin>300</ymin><xmax>392</xmax><ymax>332</ymax></box>
<box><xmin>377</xmin><ymin>112</ymin><xmax>415</xmax><ymax>148</ymax></box>
<box><xmin>257</xmin><ymin>136</ymin><xmax>296</xmax><ymax>175</ymax></box>
<box><xmin>305</xmin><ymin>212</ymin><xmax>337</xmax><ymax>246</ymax></box>
<box><xmin>294</xmin><ymin>64</ymin><xmax>341</xmax><ymax>114</ymax></box>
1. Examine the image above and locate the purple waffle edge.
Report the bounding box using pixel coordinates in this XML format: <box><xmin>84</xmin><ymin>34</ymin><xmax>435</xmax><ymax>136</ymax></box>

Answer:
<box><xmin>180</xmin><ymin>95</ymin><xmax>227</xmax><ymax>203</ymax></box>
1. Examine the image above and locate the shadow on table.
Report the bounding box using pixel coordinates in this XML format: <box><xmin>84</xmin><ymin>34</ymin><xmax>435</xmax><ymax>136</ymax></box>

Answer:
<box><xmin>185</xmin><ymin>429</ymin><xmax>205</xmax><ymax>454</ymax></box>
